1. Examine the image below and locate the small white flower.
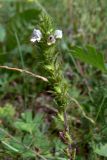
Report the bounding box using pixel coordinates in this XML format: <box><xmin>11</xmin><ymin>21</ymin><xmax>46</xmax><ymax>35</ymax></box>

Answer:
<box><xmin>54</xmin><ymin>30</ymin><xmax>63</xmax><ymax>39</ymax></box>
<box><xmin>30</xmin><ymin>29</ymin><xmax>42</xmax><ymax>43</ymax></box>
<box><xmin>47</xmin><ymin>35</ymin><xmax>56</xmax><ymax>46</ymax></box>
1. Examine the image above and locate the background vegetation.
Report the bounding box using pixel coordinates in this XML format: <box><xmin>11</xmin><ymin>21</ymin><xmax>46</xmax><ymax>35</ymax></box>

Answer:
<box><xmin>0</xmin><ymin>0</ymin><xmax>107</xmax><ymax>159</ymax></box>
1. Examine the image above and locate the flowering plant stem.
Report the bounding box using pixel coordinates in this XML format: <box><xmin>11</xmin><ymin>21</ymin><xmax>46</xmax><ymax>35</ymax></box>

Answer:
<box><xmin>31</xmin><ymin>14</ymin><xmax>76</xmax><ymax>159</ymax></box>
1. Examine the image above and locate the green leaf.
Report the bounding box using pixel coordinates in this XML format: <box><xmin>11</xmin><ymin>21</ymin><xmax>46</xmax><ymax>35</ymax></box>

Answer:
<box><xmin>21</xmin><ymin>111</ymin><xmax>33</xmax><ymax>123</ymax></box>
<box><xmin>2</xmin><ymin>141</ymin><xmax>19</xmax><ymax>153</ymax></box>
<box><xmin>14</xmin><ymin>121</ymin><xmax>35</xmax><ymax>133</ymax></box>
<box><xmin>0</xmin><ymin>128</ymin><xmax>7</xmax><ymax>140</ymax></box>
<box><xmin>22</xmin><ymin>150</ymin><xmax>35</xmax><ymax>158</ymax></box>
<box><xmin>0</xmin><ymin>103</ymin><xmax>15</xmax><ymax>119</ymax></box>
<box><xmin>94</xmin><ymin>144</ymin><xmax>107</xmax><ymax>157</ymax></box>
<box><xmin>14</xmin><ymin>111</ymin><xmax>45</xmax><ymax>134</ymax></box>
<box><xmin>6</xmin><ymin>7</ymin><xmax>41</xmax><ymax>50</ymax></box>
<box><xmin>0</xmin><ymin>24</ymin><xmax>6</xmax><ymax>42</ymax></box>
<box><xmin>71</xmin><ymin>45</ymin><xmax>106</xmax><ymax>71</ymax></box>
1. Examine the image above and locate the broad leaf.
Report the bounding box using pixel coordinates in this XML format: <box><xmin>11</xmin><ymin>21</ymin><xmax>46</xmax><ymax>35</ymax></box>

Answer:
<box><xmin>94</xmin><ymin>144</ymin><xmax>107</xmax><ymax>157</ymax></box>
<box><xmin>71</xmin><ymin>45</ymin><xmax>106</xmax><ymax>71</ymax></box>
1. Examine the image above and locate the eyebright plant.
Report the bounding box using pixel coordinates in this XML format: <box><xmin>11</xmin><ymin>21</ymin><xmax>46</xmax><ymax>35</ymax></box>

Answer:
<box><xmin>30</xmin><ymin>15</ymin><xmax>69</xmax><ymax>109</ymax></box>
<box><xmin>30</xmin><ymin>14</ymin><xmax>76</xmax><ymax>159</ymax></box>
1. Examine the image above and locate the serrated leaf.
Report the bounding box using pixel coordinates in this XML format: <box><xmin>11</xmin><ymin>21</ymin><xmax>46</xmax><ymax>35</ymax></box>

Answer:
<box><xmin>71</xmin><ymin>45</ymin><xmax>106</xmax><ymax>71</ymax></box>
<box><xmin>94</xmin><ymin>144</ymin><xmax>107</xmax><ymax>157</ymax></box>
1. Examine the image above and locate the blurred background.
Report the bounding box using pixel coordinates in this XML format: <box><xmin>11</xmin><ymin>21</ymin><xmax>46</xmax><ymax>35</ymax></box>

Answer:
<box><xmin>0</xmin><ymin>0</ymin><xmax>107</xmax><ymax>159</ymax></box>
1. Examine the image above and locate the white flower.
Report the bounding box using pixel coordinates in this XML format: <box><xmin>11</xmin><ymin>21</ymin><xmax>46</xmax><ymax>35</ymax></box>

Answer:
<box><xmin>47</xmin><ymin>35</ymin><xmax>56</xmax><ymax>45</ymax></box>
<box><xmin>54</xmin><ymin>30</ymin><xmax>63</xmax><ymax>39</ymax></box>
<box><xmin>30</xmin><ymin>29</ymin><xmax>42</xmax><ymax>43</ymax></box>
